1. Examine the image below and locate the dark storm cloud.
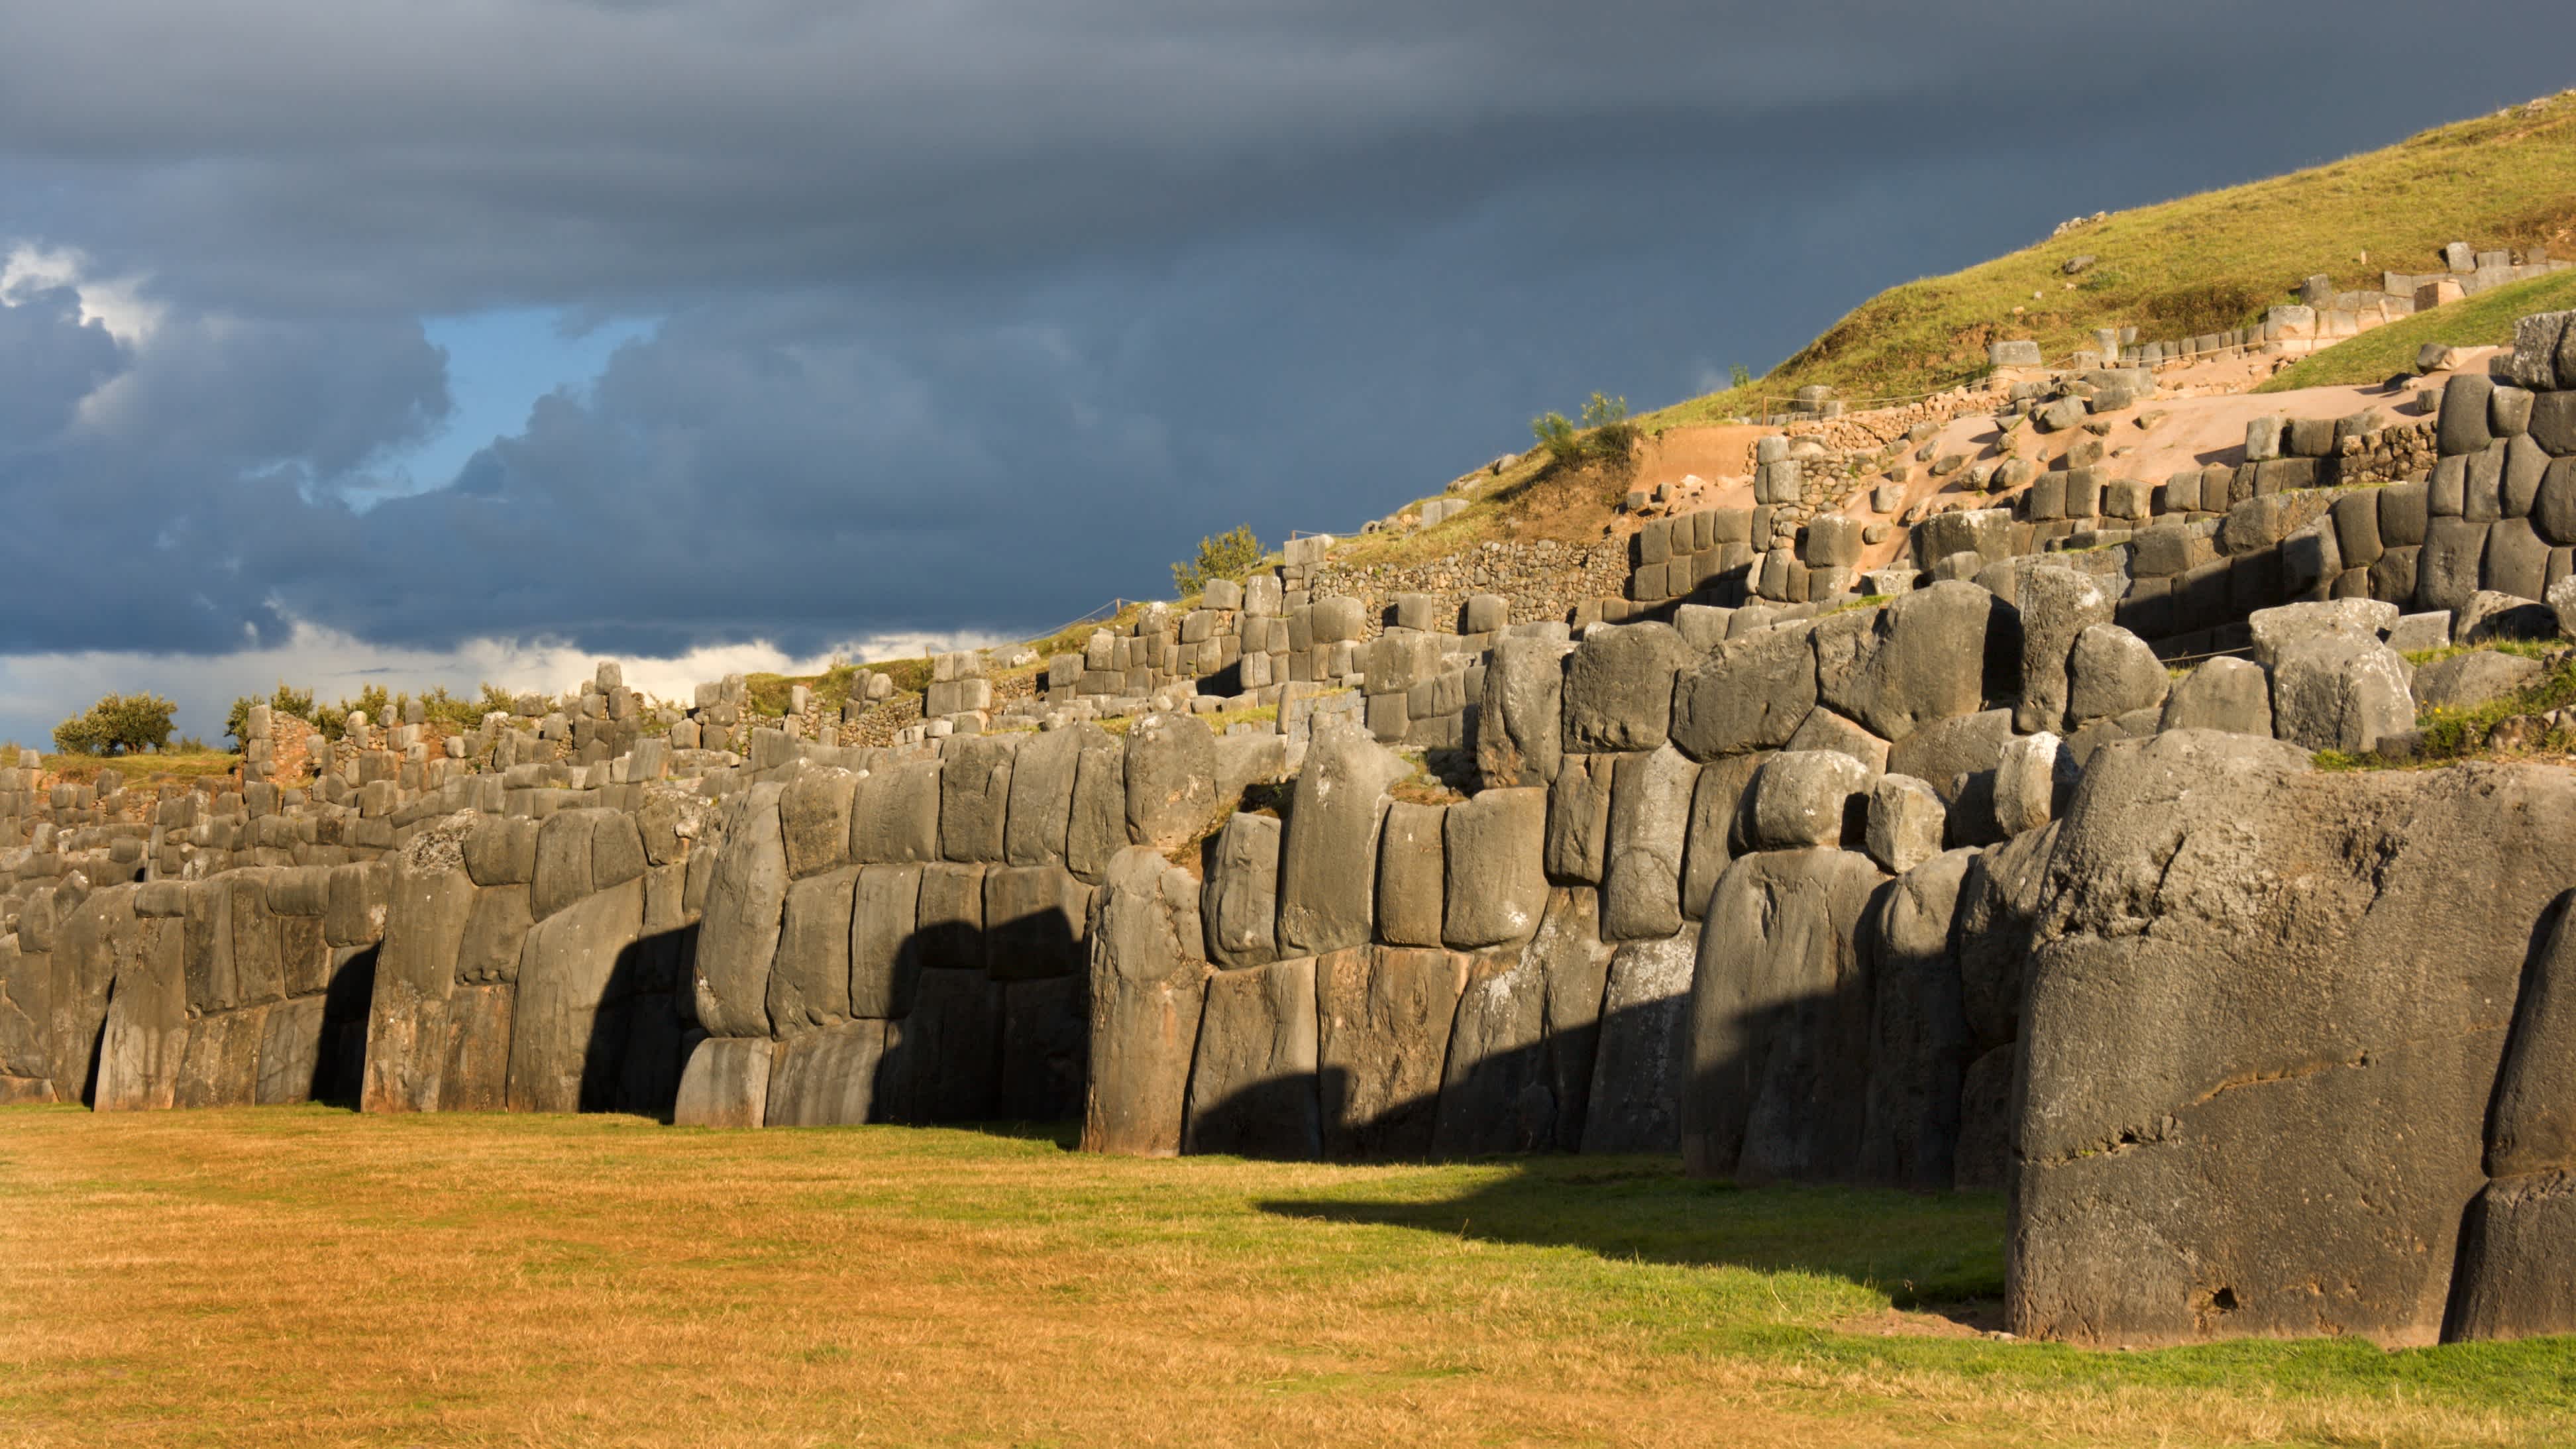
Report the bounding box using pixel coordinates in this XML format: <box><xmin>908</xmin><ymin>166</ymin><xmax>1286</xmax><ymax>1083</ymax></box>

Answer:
<box><xmin>0</xmin><ymin>1</ymin><xmax>2571</xmax><ymax>658</ymax></box>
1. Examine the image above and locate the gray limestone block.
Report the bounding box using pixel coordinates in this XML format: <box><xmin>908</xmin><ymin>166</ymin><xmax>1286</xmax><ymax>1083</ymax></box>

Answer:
<box><xmin>849</xmin><ymin>862</ymin><xmax>924</xmax><ymax>1017</ymax></box>
<box><xmin>1183</xmin><ymin>955</ymin><xmax>1320</xmax><ymax>1158</ymax></box>
<box><xmin>2507</xmin><ymin>435</ymin><xmax>2550</xmax><ymax>519</ymax></box>
<box><xmin>762</xmin><ymin>1020</ymin><xmax>890</xmax><ymax>1126</ymax></box>
<box><xmin>2554</xmin><ymin>574</ymin><xmax>2576</xmax><ymax>640</ymax></box>
<box><xmin>461</xmin><ymin>814</ymin><xmax>539</xmax><ymax>889</ymax></box>
<box><xmin>2487</xmin><ymin>518</ymin><xmax>2550</xmax><ymax>600</ymax></box>
<box><xmin>1543</xmin><ymin>753</ymin><xmax>1614</xmax><ymax>884</ymax></box>
<box><xmin>323</xmin><ymin>859</ymin><xmax>390</xmax><ymax>947</ymax></box>
<box><xmin>673</xmin><ymin>1035</ymin><xmax>773</xmax><ymax>1128</ymax></box>
<box><xmin>2540</xmin><ymin>460</ymin><xmax>2576</xmax><ymax>548</ymax></box>
<box><xmin>529</xmin><ymin>808</ymin><xmax>602</xmax><ymax>920</ymax></box>
<box><xmin>2269</xmin><ymin>629</ymin><xmax>2415</xmax><ymax>753</ymax></box>
<box><xmin>1462</xmin><ymin>593</ymin><xmax>1508</xmax><ymax>635</ymax></box>
<box><xmin>691</xmin><ymin>780</ymin><xmax>787</xmax><ymax>1040</ymax></box>
<box><xmin>1003</xmin><ymin>724</ymin><xmax>1083</xmax><ymax>867</ymax></box>
<box><xmin>2380</xmin><ymin>480</ymin><xmax>2430</xmax><ymax>548</ymax></box>
<box><xmin>1081</xmin><ymin>845</ymin><xmax>1210</xmax><ymax>1150</ymax></box>
<box><xmin>506</xmin><ymin>876</ymin><xmax>645</xmax><ymax>1113</ymax></box>
<box><xmin>2159</xmin><ymin>657</ymin><xmax>2275</xmax><ymax>737</ymax></box>
<box><xmin>1065</xmin><ymin>727</ymin><xmax>1128</xmax><ymax>881</ymax></box>
<box><xmin>1864</xmin><ymin>775</ymin><xmax>1947</xmax><ymax>875</ymax></box>
<box><xmin>455</xmin><ymin>883</ymin><xmax>533</xmax><ymax>985</ymax></box>
<box><xmin>2449</xmin><ymin>1172</ymin><xmax>2576</xmax><ymax>1342</ymax></box>
<box><xmin>254</xmin><ymin>993</ymin><xmax>329</xmax><ymax>1107</ymax></box>
<box><xmin>2007</xmin><ymin>733</ymin><xmax>2576</xmax><ymax>1346</ymax></box>
<box><xmin>1670</xmin><ymin>622</ymin><xmax>1818</xmax><ymax>760</ymax></box>
<box><xmin>780</xmin><ymin>767</ymin><xmax>860</xmax><ymax>879</ymax></box>
<box><xmin>1201</xmin><ymin>812</ymin><xmax>1281</xmax><ymax>969</ymax></box>
<box><xmin>1440</xmin><ymin>787</ymin><xmax>1550</xmax><ymax>952</ymax></box>
<box><xmin>2332</xmin><ymin>490</ymin><xmax>2385</xmax><ymax>568</ymax></box>
<box><xmin>1993</xmin><ymin>732</ymin><xmax>2074</xmax><ymax>837</ymax></box>
<box><xmin>1856</xmin><ymin>848</ymin><xmax>1975</xmax><ymax>1190</ymax></box>
<box><xmin>1310</xmin><ymin>594</ymin><xmax>1368</xmax><ymax>644</ymax></box>
<box><xmin>1804</xmin><ymin>515</ymin><xmax>1864</xmax><ymax>568</ymax></box>
<box><xmin>359</xmin><ymin>824</ymin><xmax>478</xmax><ymax>1114</ymax></box>
<box><xmin>1476</xmin><ymin>634</ymin><xmax>1572</xmax><ymax>788</ymax></box>
<box><xmin>1000</xmin><ymin>975</ymin><xmax>1089</xmax><ymax>1123</ymax></box>
<box><xmin>1601</xmin><ymin>747</ymin><xmax>1695</xmax><ymax>941</ymax></box>
<box><xmin>1781</xmin><ymin>707</ymin><xmax>1890</xmax><ymax>775</ymax></box>
<box><xmin>1275</xmin><ymin>724</ymin><xmax>1409</xmax><ymax>957</ymax></box>
<box><xmin>2502</xmin><ymin>310</ymin><xmax>2571</xmax><ymax>392</ymax></box>
<box><xmin>1430</xmin><ymin>945</ymin><xmax>1554</xmax><ymax>1157</ymax></box>
<box><xmin>93</xmin><ymin>912</ymin><xmax>185</xmax><ymax>1112</ymax></box>
<box><xmin>1318</xmin><ymin>944</ymin><xmax>1466</xmax><ymax>1159</ymax></box>
<box><xmin>939</xmin><ymin>733</ymin><xmax>1019</xmax><ymax>863</ymax></box>
<box><xmin>1681</xmin><ymin>753</ymin><xmax>1766</xmax><ymax>918</ymax></box>
<box><xmin>1212</xmin><ymin>732</ymin><xmax>1289</xmax><ymax>812</ymax></box>
<box><xmin>2495</xmin><ymin>384</ymin><xmax>2538</xmax><ymax>439</ymax></box>
<box><xmin>1745</xmin><ymin>749</ymin><xmax>1876</xmax><ymax>851</ymax></box>
<box><xmin>1682</xmin><ymin>847</ymin><xmax>1886</xmax><ymax>1179</ymax></box>
<box><xmin>879</xmin><ymin>967</ymin><xmax>1004</xmax><ymax>1124</ymax></box>
<box><xmin>1083</xmin><ymin>847</ymin><xmax>1210</xmax><ymax>1155</ymax></box>
<box><xmin>2441</xmin><ymin>372</ymin><xmax>2496</xmax><ymax>456</ymax></box>
<box><xmin>1887</xmin><ymin>708</ymin><xmax>2014</xmax><ymax>810</ymax></box>
<box><xmin>2430</xmin><ymin>455</ymin><xmax>2469</xmax><ymax>517</ymax></box>
<box><xmin>1122</xmin><ymin>713</ymin><xmax>1217</xmax><ymax>851</ymax></box>
<box><xmin>2469</xmin><ymin>440</ymin><xmax>2510</xmax><ymax>521</ymax></box>
<box><xmin>771</xmin><ymin>866</ymin><xmax>859</xmax><ymax>1029</ymax></box>
<box><xmin>1375</xmin><ymin>801</ymin><xmax>1448</xmax><ymax>948</ymax></box>
<box><xmin>1811</xmin><ymin>582</ymin><xmax>1996</xmax><ymax>742</ymax></box>
<box><xmin>2015</xmin><ymin>566</ymin><xmax>2113</xmax><ymax>732</ymax></box>
<box><xmin>1562</xmin><ymin>621</ymin><xmax>1693</xmax><ymax>753</ymax></box>
<box><xmin>915</xmin><ymin>861</ymin><xmax>988</xmax><ymax>973</ymax></box>
<box><xmin>2066</xmin><ymin>623</ymin><xmax>2169</xmax><ymax>727</ymax></box>
<box><xmin>2536</xmin><ymin>392</ymin><xmax>2576</xmax><ymax>455</ymax></box>
<box><xmin>2418</xmin><ymin>515</ymin><xmax>2491</xmax><ymax>614</ymax></box>
<box><xmin>2455</xmin><ymin>588</ymin><xmax>2558</xmax><ymax>645</ymax></box>
<box><xmin>2414</xmin><ymin>649</ymin><xmax>2544</xmax><ymax>710</ymax></box>
<box><xmin>2243</xmin><ymin>415</ymin><xmax>2283</xmax><ymax>462</ymax></box>
<box><xmin>2385</xmin><ymin>610</ymin><xmax>2453</xmax><ymax>653</ymax></box>
<box><xmin>850</xmin><ymin>759</ymin><xmax>942</xmax><ymax>865</ymax></box>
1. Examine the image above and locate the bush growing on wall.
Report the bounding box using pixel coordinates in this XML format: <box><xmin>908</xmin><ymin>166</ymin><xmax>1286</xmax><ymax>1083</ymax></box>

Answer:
<box><xmin>1530</xmin><ymin>393</ymin><xmax>1640</xmax><ymax>470</ymax></box>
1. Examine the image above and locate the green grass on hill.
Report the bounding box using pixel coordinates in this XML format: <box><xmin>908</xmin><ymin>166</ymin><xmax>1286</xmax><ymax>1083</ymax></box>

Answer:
<box><xmin>6</xmin><ymin>1106</ymin><xmax>2576</xmax><ymax>1446</ymax></box>
<box><xmin>1645</xmin><ymin>91</ymin><xmax>2576</xmax><ymax>429</ymax></box>
<box><xmin>2258</xmin><ymin>268</ymin><xmax>2576</xmax><ymax>392</ymax></box>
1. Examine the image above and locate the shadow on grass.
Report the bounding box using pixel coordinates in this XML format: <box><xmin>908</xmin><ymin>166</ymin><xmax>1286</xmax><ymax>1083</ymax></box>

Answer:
<box><xmin>1258</xmin><ymin>1155</ymin><xmax>2006</xmax><ymax>1312</ymax></box>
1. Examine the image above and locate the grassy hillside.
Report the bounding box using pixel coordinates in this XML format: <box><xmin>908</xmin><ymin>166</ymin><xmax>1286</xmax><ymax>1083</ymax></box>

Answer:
<box><xmin>1646</xmin><ymin>91</ymin><xmax>2576</xmax><ymax>427</ymax></box>
<box><xmin>2257</xmin><ymin>267</ymin><xmax>2576</xmax><ymax>392</ymax></box>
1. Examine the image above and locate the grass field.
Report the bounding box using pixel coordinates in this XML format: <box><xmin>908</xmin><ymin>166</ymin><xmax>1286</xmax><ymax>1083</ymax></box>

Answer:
<box><xmin>3</xmin><ymin>1107</ymin><xmax>2574</xmax><ymax>1446</ymax></box>
<box><xmin>1642</xmin><ymin>91</ymin><xmax>2576</xmax><ymax>427</ymax></box>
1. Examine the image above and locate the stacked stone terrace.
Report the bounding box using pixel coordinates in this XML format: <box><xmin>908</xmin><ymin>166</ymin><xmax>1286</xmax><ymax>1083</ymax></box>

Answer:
<box><xmin>21</xmin><ymin>309</ymin><xmax>2576</xmax><ymax>1349</ymax></box>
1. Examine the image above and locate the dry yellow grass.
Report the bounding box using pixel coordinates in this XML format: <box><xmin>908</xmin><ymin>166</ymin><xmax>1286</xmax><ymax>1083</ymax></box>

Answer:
<box><xmin>1</xmin><ymin>1105</ymin><xmax>2569</xmax><ymax>1447</ymax></box>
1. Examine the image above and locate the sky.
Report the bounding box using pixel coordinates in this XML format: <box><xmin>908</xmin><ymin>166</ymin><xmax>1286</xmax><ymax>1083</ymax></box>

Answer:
<box><xmin>1</xmin><ymin>1</ymin><xmax>2573</xmax><ymax>746</ymax></box>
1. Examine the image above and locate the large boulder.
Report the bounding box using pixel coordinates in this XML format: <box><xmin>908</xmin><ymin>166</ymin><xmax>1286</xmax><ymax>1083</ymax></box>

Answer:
<box><xmin>672</xmin><ymin>1036</ymin><xmax>772</xmax><ymax>1128</ymax></box>
<box><xmin>1684</xmin><ymin>848</ymin><xmax>1888</xmax><ymax>1181</ymax></box>
<box><xmin>2011</xmin><ymin>731</ymin><xmax>2576</xmax><ymax>1347</ymax></box>
<box><xmin>1442</xmin><ymin>786</ymin><xmax>1549</xmax><ymax>949</ymax></box>
<box><xmin>1183</xmin><ymin>955</ymin><xmax>1320</xmax><ymax>1158</ymax></box>
<box><xmin>2449</xmin><ymin>897</ymin><xmax>2576</xmax><ymax>1340</ymax></box>
<box><xmin>2414</xmin><ymin>649</ymin><xmax>2544</xmax><ymax>711</ymax></box>
<box><xmin>1811</xmin><ymin>581</ymin><xmax>1998</xmax><ymax>741</ymax></box>
<box><xmin>1430</xmin><ymin>945</ymin><xmax>1555</xmax><ymax>1157</ymax></box>
<box><xmin>2159</xmin><ymin>657</ymin><xmax>2273</xmax><ymax>737</ymax></box>
<box><xmin>1477</xmin><ymin>634</ymin><xmax>1573</xmax><ymax>787</ymax></box>
<box><xmin>1199</xmin><ymin>812</ymin><xmax>1281</xmax><ymax>969</ymax></box>
<box><xmin>939</xmin><ymin>733</ymin><xmax>1019</xmax><ymax>863</ymax></box>
<box><xmin>2269</xmin><ymin>629</ymin><xmax>2416</xmax><ymax>753</ymax></box>
<box><xmin>1317</xmin><ymin>944</ymin><xmax>1468</xmax><ymax>1159</ymax></box>
<box><xmin>506</xmin><ymin>877</ymin><xmax>647</xmax><ymax>1113</ymax></box>
<box><xmin>1581</xmin><ymin>932</ymin><xmax>1697</xmax><ymax>1153</ymax></box>
<box><xmin>2015</xmin><ymin>566</ymin><xmax>2112</xmax><ymax>732</ymax></box>
<box><xmin>1743</xmin><ymin>751</ymin><xmax>1874</xmax><ymax>851</ymax></box>
<box><xmin>849</xmin><ymin>759</ymin><xmax>942</xmax><ymax>865</ymax></box>
<box><xmin>1124</xmin><ymin>714</ymin><xmax>1218</xmax><ymax>850</ymax></box>
<box><xmin>2065</xmin><ymin>624</ymin><xmax>2167</xmax><ymax>727</ymax></box>
<box><xmin>1275</xmin><ymin>725</ymin><xmax>1409</xmax><ymax>956</ymax></box>
<box><xmin>1526</xmin><ymin>886</ymin><xmax>1617</xmax><ymax>1152</ymax></box>
<box><xmin>1562</xmin><ymin>621</ymin><xmax>1693</xmax><ymax>752</ymax></box>
<box><xmin>1003</xmin><ymin>724</ymin><xmax>1085</xmax><ymax>867</ymax></box>
<box><xmin>1081</xmin><ymin>847</ymin><xmax>1210</xmax><ymax>1155</ymax></box>
<box><xmin>1601</xmin><ymin>747</ymin><xmax>1697</xmax><ymax>940</ymax></box>
<box><xmin>1373</xmin><ymin>802</ymin><xmax>1447</xmax><ymax>947</ymax></box>
<box><xmin>762</xmin><ymin>1021</ymin><xmax>892</xmax><ymax>1127</ymax></box>
<box><xmin>1670</xmin><ymin>623</ymin><xmax>1817</xmax><ymax>760</ymax></box>
<box><xmin>692</xmin><ymin>782</ymin><xmax>787</xmax><ymax>1039</ymax></box>
<box><xmin>1856</xmin><ymin>849</ymin><xmax>1975</xmax><ymax>1190</ymax></box>
<box><xmin>360</xmin><ymin>817</ymin><xmax>476</xmax><ymax>1113</ymax></box>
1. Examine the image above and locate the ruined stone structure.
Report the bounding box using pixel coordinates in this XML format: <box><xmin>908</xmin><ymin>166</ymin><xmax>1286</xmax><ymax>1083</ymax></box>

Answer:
<box><xmin>16</xmin><ymin>310</ymin><xmax>2576</xmax><ymax>1351</ymax></box>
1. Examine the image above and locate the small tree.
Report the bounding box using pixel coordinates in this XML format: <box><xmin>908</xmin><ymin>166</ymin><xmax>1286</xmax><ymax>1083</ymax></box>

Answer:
<box><xmin>1171</xmin><ymin>525</ymin><xmax>1263</xmax><ymax>596</ymax></box>
<box><xmin>1530</xmin><ymin>392</ymin><xmax>1639</xmax><ymax>472</ymax></box>
<box><xmin>1729</xmin><ymin>363</ymin><xmax>1754</xmax><ymax>389</ymax></box>
<box><xmin>54</xmin><ymin>692</ymin><xmax>178</xmax><ymax>756</ymax></box>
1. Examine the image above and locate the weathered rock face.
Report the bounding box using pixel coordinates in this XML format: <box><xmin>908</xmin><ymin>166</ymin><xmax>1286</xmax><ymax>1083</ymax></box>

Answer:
<box><xmin>2011</xmin><ymin>731</ymin><xmax>2576</xmax><ymax>1348</ymax></box>
<box><xmin>1684</xmin><ymin>847</ymin><xmax>1888</xmax><ymax>1181</ymax></box>
<box><xmin>1671</xmin><ymin>625</ymin><xmax>1817</xmax><ymax>760</ymax></box>
<box><xmin>1124</xmin><ymin>714</ymin><xmax>1218</xmax><ymax>851</ymax></box>
<box><xmin>1811</xmin><ymin>581</ymin><xmax>1998</xmax><ymax>742</ymax></box>
<box><xmin>506</xmin><ymin>876</ymin><xmax>646</xmax><ymax>1114</ymax></box>
<box><xmin>1183</xmin><ymin>955</ymin><xmax>1320</xmax><ymax>1159</ymax></box>
<box><xmin>1275</xmin><ymin>725</ymin><xmax>1409</xmax><ymax>957</ymax></box>
<box><xmin>1477</xmin><ymin>635</ymin><xmax>1572</xmax><ymax>788</ymax></box>
<box><xmin>1199</xmin><ymin>812</ymin><xmax>1281</xmax><ymax>969</ymax></box>
<box><xmin>1317</xmin><ymin>944</ymin><xmax>1466</xmax><ymax>1159</ymax></box>
<box><xmin>1081</xmin><ymin>847</ymin><xmax>1209</xmax><ymax>1156</ymax></box>
<box><xmin>1855</xmin><ymin>849</ymin><xmax>1974</xmax><ymax>1191</ymax></box>
<box><xmin>362</xmin><ymin>819</ymin><xmax>476</xmax><ymax>1113</ymax></box>
<box><xmin>1442</xmin><ymin>786</ymin><xmax>1548</xmax><ymax>949</ymax></box>
<box><xmin>692</xmin><ymin>782</ymin><xmax>786</xmax><ymax>1040</ymax></box>
<box><xmin>1582</xmin><ymin>931</ymin><xmax>1695</xmax><ymax>1152</ymax></box>
<box><xmin>673</xmin><ymin>1035</ymin><xmax>772</xmax><ymax>1128</ymax></box>
<box><xmin>1562</xmin><ymin>622</ymin><xmax>1693</xmax><ymax>753</ymax></box>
